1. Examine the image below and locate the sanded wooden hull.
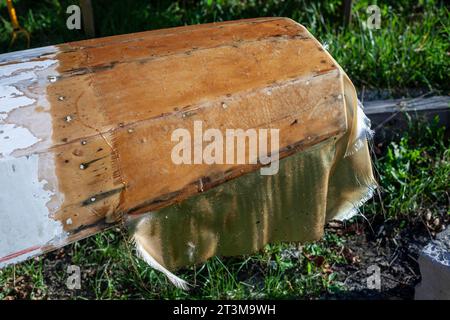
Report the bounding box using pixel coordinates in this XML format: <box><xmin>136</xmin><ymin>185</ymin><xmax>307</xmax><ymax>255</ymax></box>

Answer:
<box><xmin>0</xmin><ymin>18</ymin><xmax>349</xmax><ymax>267</ymax></box>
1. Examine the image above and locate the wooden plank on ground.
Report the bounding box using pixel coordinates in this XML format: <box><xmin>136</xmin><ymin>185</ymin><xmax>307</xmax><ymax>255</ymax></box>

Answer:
<box><xmin>364</xmin><ymin>96</ymin><xmax>450</xmax><ymax>133</ymax></box>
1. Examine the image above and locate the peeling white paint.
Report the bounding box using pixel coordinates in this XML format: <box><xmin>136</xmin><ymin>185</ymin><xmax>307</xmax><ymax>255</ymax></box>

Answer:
<box><xmin>0</xmin><ymin>154</ymin><xmax>64</xmax><ymax>267</ymax></box>
<box><xmin>0</xmin><ymin>48</ymin><xmax>58</xmax><ymax>159</ymax></box>
<box><xmin>0</xmin><ymin>59</ymin><xmax>57</xmax><ymax>79</ymax></box>
<box><xmin>0</xmin><ymin>46</ymin><xmax>65</xmax><ymax>267</ymax></box>
<box><xmin>0</xmin><ymin>85</ymin><xmax>35</xmax><ymax>113</ymax></box>
<box><xmin>0</xmin><ymin>46</ymin><xmax>58</xmax><ymax>64</ymax></box>
<box><xmin>0</xmin><ymin>123</ymin><xmax>40</xmax><ymax>158</ymax></box>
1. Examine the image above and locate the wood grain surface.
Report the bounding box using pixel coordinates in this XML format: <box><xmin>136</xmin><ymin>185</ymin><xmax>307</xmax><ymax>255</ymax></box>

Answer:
<box><xmin>0</xmin><ymin>18</ymin><xmax>348</xmax><ymax>266</ymax></box>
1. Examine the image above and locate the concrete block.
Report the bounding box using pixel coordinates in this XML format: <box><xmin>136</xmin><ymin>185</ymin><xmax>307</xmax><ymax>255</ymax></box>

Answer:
<box><xmin>415</xmin><ymin>227</ymin><xmax>450</xmax><ymax>300</ymax></box>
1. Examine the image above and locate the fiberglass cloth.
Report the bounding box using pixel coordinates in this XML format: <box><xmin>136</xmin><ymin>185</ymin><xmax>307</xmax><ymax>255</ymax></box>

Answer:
<box><xmin>129</xmin><ymin>73</ymin><xmax>376</xmax><ymax>271</ymax></box>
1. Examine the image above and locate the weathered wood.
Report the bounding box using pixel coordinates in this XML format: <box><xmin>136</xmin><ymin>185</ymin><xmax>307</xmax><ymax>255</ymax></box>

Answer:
<box><xmin>364</xmin><ymin>96</ymin><xmax>450</xmax><ymax>135</ymax></box>
<box><xmin>80</xmin><ymin>0</ymin><xmax>96</xmax><ymax>38</ymax></box>
<box><xmin>343</xmin><ymin>0</ymin><xmax>353</xmax><ymax>27</ymax></box>
<box><xmin>364</xmin><ymin>96</ymin><xmax>449</xmax><ymax>115</ymax></box>
<box><xmin>0</xmin><ymin>18</ymin><xmax>349</xmax><ymax>267</ymax></box>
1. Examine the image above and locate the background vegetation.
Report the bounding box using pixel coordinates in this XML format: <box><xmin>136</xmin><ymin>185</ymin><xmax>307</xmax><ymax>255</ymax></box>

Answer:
<box><xmin>0</xmin><ymin>0</ymin><xmax>449</xmax><ymax>93</ymax></box>
<box><xmin>0</xmin><ymin>0</ymin><xmax>448</xmax><ymax>299</ymax></box>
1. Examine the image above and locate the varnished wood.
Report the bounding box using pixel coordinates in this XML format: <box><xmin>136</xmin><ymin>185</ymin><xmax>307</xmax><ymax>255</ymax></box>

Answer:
<box><xmin>0</xmin><ymin>18</ymin><xmax>348</xmax><ymax>266</ymax></box>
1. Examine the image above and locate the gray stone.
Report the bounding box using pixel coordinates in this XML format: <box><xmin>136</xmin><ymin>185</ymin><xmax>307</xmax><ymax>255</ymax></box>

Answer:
<box><xmin>415</xmin><ymin>227</ymin><xmax>450</xmax><ymax>300</ymax></box>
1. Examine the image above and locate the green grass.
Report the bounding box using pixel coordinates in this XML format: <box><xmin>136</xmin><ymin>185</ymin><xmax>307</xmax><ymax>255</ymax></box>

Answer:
<box><xmin>1</xmin><ymin>117</ymin><xmax>448</xmax><ymax>300</ymax></box>
<box><xmin>0</xmin><ymin>230</ymin><xmax>348</xmax><ymax>299</ymax></box>
<box><xmin>0</xmin><ymin>0</ymin><xmax>449</xmax><ymax>93</ymax></box>
<box><xmin>370</xmin><ymin>116</ymin><xmax>449</xmax><ymax>219</ymax></box>
<box><xmin>0</xmin><ymin>0</ymin><xmax>448</xmax><ymax>300</ymax></box>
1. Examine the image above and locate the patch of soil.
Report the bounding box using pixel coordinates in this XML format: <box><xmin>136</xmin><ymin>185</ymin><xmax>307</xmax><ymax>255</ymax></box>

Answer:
<box><xmin>322</xmin><ymin>212</ymin><xmax>448</xmax><ymax>300</ymax></box>
<box><xmin>2</xmin><ymin>212</ymin><xmax>447</xmax><ymax>300</ymax></box>
<box><xmin>1</xmin><ymin>245</ymin><xmax>107</xmax><ymax>300</ymax></box>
